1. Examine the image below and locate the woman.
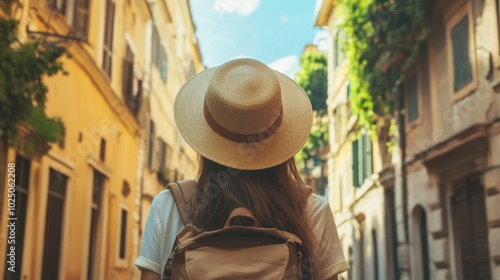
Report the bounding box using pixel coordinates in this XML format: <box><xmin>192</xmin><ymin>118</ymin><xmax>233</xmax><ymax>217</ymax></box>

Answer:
<box><xmin>135</xmin><ymin>58</ymin><xmax>349</xmax><ymax>279</ymax></box>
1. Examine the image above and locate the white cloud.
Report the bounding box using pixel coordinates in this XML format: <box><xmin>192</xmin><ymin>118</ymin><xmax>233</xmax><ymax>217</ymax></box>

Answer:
<box><xmin>213</xmin><ymin>0</ymin><xmax>261</xmax><ymax>16</ymax></box>
<box><xmin>268</xmin><ymin>55</ymin><xmax>300</xmax><ymax>78</ymax></box>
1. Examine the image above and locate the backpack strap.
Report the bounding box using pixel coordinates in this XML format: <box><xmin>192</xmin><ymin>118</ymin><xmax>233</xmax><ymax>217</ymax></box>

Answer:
<box><xmin>166</xmin><ymin>180</ymin><xmax>197</xmax><ymax>225</ymax></box>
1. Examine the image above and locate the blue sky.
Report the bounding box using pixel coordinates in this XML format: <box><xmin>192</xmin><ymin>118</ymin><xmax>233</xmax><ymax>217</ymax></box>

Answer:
<box><xmin>189</xmin><ymin>0</ymin><xmax>328</xmax><ymax>77</ymax></box>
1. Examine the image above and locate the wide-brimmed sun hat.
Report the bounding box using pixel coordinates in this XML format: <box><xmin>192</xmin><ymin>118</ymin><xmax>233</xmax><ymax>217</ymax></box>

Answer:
<box><xmin>174</xmin><ymin>58</ymin><xmax>312</xmax><ymax>170</ymax></box>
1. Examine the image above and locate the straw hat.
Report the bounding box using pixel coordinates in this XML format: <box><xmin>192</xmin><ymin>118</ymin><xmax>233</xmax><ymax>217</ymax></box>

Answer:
<box><xmin>174</xmin><ymin>58</ymin><xmax>312</xmax><ymax>170</ymax></box>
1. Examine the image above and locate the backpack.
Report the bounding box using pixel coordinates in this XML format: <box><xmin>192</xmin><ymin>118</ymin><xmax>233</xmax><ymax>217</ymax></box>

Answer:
<box><xmin>163</xmin><ymin>180</ymin><xmax>304</xmax><ymax>280</ymax></box>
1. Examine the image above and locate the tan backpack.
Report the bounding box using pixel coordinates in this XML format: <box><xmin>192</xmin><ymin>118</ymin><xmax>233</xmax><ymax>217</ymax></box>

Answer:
<box><xmin>163</xmin><ymin>180</ymin><xmax>304</xmax><ymax>280</ymax></box>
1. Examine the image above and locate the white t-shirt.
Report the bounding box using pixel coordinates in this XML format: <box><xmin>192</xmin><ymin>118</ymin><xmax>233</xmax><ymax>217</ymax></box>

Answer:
<box><xmin>135</xmin><ymin>189</ymin><xmax>349</xmax><ymax>279</ymax></box>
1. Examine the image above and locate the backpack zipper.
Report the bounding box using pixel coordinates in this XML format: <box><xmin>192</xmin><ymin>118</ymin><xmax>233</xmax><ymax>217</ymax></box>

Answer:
<box><xmin>164</xmin><ymin>246</ymin><xmax>178</xmax><ymax>280</ymax></box>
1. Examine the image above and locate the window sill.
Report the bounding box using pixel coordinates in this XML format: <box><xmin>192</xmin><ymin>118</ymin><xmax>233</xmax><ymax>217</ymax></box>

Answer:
<box><xmin>451</xmin><ymin>80</ymin><xmax>478</xmax><ymax>103</ymax></box>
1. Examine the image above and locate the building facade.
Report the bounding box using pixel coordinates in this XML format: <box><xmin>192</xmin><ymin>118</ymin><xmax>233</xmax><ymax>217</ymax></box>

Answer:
<box><xmin>403</xmin><ymin>0</ymin><xmax>500</xmax><ymax>279</ymax></box>
<box><xmin>0</xmin><ymin>0</ymin><xmax>202</xmax><ymax>279</ymax></box>
<box><xmin>316</xmin><ymin>0</ymin><xmax>500</xmax><ymax>279</ymax></box>
<box><xmin>316</xmin><ymin>2</ymin><xmax>391</xmax><ymax>280</ymax></box>
<box><xmin>136</xmin><ymin>0</ymin><xmax>203</xmax><ymax>276</ymax></box>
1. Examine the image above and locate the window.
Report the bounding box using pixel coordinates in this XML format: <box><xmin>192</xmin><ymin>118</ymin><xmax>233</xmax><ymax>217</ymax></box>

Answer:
<box><xmin>73</xmin><ymin>0</ymin><xmax>90</xmax><ymax>39</ymax></box>
<box><xmin>451</xmin><ymin>177</ymin><xmax>491</xmax><ymax>279</ymax></box>
<box><xmin>122</xmin><ymin>44</ymin><xmax>134</xmax><ymax>101</ymax></box>
<box><xmin>451</xmin><ymin>15</ymin><xmax>472</xmax><ymax>92</ymax></box>
<box><xmin>152</xmin><ymin>26</ymin><xmax>168</xmax><ymax>83</ymax></box>
<box><xmin>419</xmin><ymin>209</ymin><xmax>430</xmax><ymax>280</ymax></box>
<box><xmin>88</xmin><ymin>170</ymin><xmax>104</xmax><ymax>280</ymax></box>
<box><xmin>119</xmin><ymin>209</ymin><xmax>127</xmax><ymax>259</ymax></box>
<box><xmin>334</xmin><ymin>30</ymin><xmax>345</xmax><ymax>69</ymax></box>
<box><xmin>122</xmin><ymin>44</ymin><xmax>142</xmax><ymax>115</ymax></box>
<box><xmin>334</xmin><ymin>106</ymin><xmax>342</xmax><ymax>145</ymax></box>
<box><xmin>148</xmin><ymin>121</ymin><xmax>156</xmax><ymax>169</ymax></box>
<box><xmin>42</xmin><ymin>169</ymin><xmax>68</xmax><ymax>280</ymax></box>
<box><xmin>99</xmin><ymin>138</ymin><xmax>106</xmax><ymax>162</ymax></box>
<box><xmin>352</xmin><ymin>133</ymin><xmax>372</xmax><ymax>187</ymax></box>
<box><xmin>159</xmin><ymin>140</ymin><xmax>168</xmax><ymax>172</ymax></box>
<box><xmin>4</xmin><ymin>155</ymin><xmax>31</xmax><ymax>280</ymax></box>
<box><xmin>102</xmin><ymin>0</ymin><xmax>115</xmax><ymax>78</ymax></box>
<box><xmin>48</xmin><ymin>0</ymin><xmax>67</xmax><ymax>13</ymax></box>
<box><xmin>407</xmin><ymin>74</ymin><xmax>419</xmax><ymax>124</ymax></box>
<box><xmin>47</xmin><ymin>0</ymin><xmax>89</xmax><ymax>40</ymax></box>
<box><xmin>347</xmin><ymin>84</ymin><xmax>352</xmax><ymax>118</ymax></box>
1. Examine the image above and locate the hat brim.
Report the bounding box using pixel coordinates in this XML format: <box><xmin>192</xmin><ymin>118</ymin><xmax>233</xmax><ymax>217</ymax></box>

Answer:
<box><xmin>174</xmin><ymin>66</ymin><xmax>313</xmax><ymax>170</ymax></box>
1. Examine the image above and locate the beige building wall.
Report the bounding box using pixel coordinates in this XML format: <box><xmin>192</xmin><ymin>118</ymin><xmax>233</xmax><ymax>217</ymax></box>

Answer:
<box><xmin>316</xmin><ymin>1</ymin><xmax>389</xmax><ymax>280</ymax></box>
<box><xmin>405</xmin><ymin>0</ymin><xmax>500</xmax><ymax>279</ymax></box>
<box><xmin>318</xmin><ymin>0</ymin><xmax>500</xmax><ymax>279</ymax></box>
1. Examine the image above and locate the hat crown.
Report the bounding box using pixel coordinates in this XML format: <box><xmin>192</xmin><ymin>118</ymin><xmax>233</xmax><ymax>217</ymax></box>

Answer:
<box><xmin>205</xmin><ymin>59</ymin><xmax>282</xmax><ymax>135</ymax></box>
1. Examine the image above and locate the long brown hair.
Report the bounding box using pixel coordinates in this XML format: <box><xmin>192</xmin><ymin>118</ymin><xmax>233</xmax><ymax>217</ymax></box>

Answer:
<box><xmin>187</xmin><ymin>156</ymin><xmax>318</xmax><ymax>279</ymax></box>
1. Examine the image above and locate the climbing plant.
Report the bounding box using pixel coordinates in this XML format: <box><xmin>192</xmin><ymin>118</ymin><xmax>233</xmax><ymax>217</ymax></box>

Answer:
<box><xmin>336</xmin><ymin>0</ymin><xmax>431</xmax><ymax>132</ymax></box>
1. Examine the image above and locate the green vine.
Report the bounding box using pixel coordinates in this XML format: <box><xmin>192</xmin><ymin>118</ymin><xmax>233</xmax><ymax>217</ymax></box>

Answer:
<box><xmin>337</xmin><ymin>0</ymin><xmax>431</xmax><ymax>131</ymax></box>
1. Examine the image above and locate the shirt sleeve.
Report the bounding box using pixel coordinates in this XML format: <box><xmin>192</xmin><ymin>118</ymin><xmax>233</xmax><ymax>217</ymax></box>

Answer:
<box><xmin>134</xmin><ymin>196</ymin><xmax>163</xmax><ymax>274</ymax></box>
<box><xmin>310</xmin><ymin>196</ymin><xmax>349</xmax><ymax>279</ymax></box>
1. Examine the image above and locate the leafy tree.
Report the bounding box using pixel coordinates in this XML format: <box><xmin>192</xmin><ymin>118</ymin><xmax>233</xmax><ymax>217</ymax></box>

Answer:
<box><xmin>295</xmin><ymin>113</ymin><xmax>329</xmax><ymax>171</ymax></box>
<box><xmin>295</xmin><ymin>50</ymin><xmax>329</xmax><ymax>172</ymax></box>
<box><xmin>295</xmin><ymin>50</ymin><xmax>328</xmax><ymax>115</ymax></box>
<box><xmin>0</xmin><ymin>0</ymin><xmax>67</xmax><ymax>208</ymax></box>
<box><xmin>0</xmin><ymin>0</ymin><xmax>66</xmax><ymax>154</ymax></box>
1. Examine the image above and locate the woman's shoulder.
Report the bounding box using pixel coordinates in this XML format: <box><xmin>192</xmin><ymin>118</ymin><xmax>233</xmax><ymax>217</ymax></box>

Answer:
<box><xmin>306</xmin><ymin>193</ymin><xmax>334</xmax><ymax>228</ymax></box>
<box><xmin>306</xmin><ymin>193</ymin><xmax>329</xmax><ymax>214</ymax></box>
<box><xmin>150</xmin><ymin>189</ymin><xmax>178</xmax><ymax>217</ymax></box>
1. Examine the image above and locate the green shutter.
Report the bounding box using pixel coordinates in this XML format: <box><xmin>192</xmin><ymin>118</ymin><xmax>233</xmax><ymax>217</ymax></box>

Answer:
<box><xmin>357</xmin><ymin>138</ymin><xmax>364</xmax><ymax>186</ymax></box>
<box><xmin>363</xmin><ymin>134</ymin><xmax>373</xmax><ymax>180</ymax></box>
<box><xmin>352</xmin><ymin>140</ymin><xmax>359</xmax><ymax>187</ymax></box>
<box><xmin>451</xmin><ymin>15</ymin><xmax>472</xmax><ymax>92</ymax></box>
<box><xmin>347</xmin><ymin>84</ymin><xmax>352</xmax><ymax>118</ymax></box>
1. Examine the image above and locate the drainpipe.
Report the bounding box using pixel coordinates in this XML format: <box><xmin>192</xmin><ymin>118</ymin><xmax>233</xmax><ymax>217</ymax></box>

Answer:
<box><xmin>393</xmin><ymin>85</ymin><xmax>410</xmax><ymax>280</ymax></box>
<box><xmin>399</xmin><ymin>88</ymin><xmax>409</xmax><ymax>244</ymax></box>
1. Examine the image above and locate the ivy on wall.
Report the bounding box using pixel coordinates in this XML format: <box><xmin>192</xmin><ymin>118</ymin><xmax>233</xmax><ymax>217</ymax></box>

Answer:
<box><xmin>336</xmin><ymin>0</ymin><xmax>431</xmax><ymax>131</ymax></box>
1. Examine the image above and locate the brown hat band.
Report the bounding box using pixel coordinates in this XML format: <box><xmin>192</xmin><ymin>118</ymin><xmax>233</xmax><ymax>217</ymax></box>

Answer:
<box><xmin>203</xmin><ymin>101</ymin><xmax>283</xmax><ymax>143</ymax></box>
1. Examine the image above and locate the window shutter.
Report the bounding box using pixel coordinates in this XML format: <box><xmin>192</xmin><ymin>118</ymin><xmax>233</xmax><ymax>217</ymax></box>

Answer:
<box><xmin>357</xmin><ymin>138</ymin><xmax>364</xmax><ymax>186</ymax></box>
<box><xmin>363</xmin><ymin>134</ymin><xmax>372</xmax><ymax>180</ymax></box>
<box><xmin>119</xmin><ymin>209</ymin><xmax>127</xmax><ymax>259</ymax></box>
<box><xmin>152</xmin><ymin>138</ymin><xmax>161</xmax><ymax>172</ymax></box>
<box><xmin>161</xmin><ymin>58</ymin><xmax>167</xmax><ymax>82</ymax></box>
<box><xmin>122</xmin><ymin>45</ymin><xmax>135</xmax><ymax>112</ymax></box>
<box><xmin>152</xmin><ymin>27</ymin><xmax>159</xmax><ymax>68</ymax></box>
<box><xmin>73</xmin><ymin>0</ymin><xmax>90</xmax><ymax>40</ymax></box>
<box><xmin>352</xmin><ymin>140</ymin><xmax>359</xmax><ymax>187</ymax></box>
<box><xmin>147</xmin><ymin>121</ymin><xmax>155</xmax><ymax>169</ymax></box>
<box><xmin>102</xmin><ymin>0</ymin><xmax>115</xmax><ymax>78</ymax></box>
<box><xmin>451</xmin><ymin>15</ymin><xmax>472</xmax><ymax>92</ymax></box>
<box><xmin>347</xmin><ymin>84</ymin><xmax>352</xmax><ymax>118</ymax></box>
<box><xmin>407</xmin><ymin>74</ymin><xmax>419</xmax><ymax>123</ymax></box>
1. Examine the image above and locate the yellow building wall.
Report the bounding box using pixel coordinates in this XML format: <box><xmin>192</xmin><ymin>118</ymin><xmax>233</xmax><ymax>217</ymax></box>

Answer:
<box><xmin>0</xmin><ymin>0</ymin><xmax>143</xmax><ymax>279</ymax></box>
